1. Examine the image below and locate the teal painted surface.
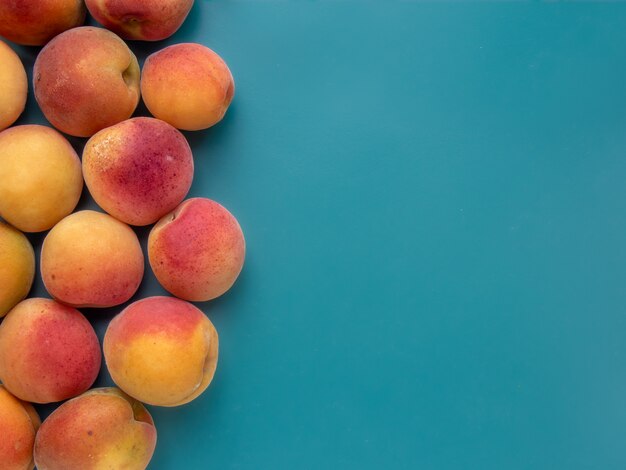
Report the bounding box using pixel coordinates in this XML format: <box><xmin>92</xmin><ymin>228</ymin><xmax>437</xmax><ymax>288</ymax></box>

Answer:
<box><xmin>10</xmin><ymin>1</ymin><xmax>626</xmax><ymax>468</ymax></box>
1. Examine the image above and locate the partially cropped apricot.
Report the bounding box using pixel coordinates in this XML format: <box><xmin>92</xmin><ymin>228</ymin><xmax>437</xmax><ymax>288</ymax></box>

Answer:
<box><xmin>0</xmin><ymin>222</ymin><xmax>35</xmax><ymax>317</ymax></box>
<box><xmin>0</xmin><ymin>40</ymin><xmax>27</xmax><ymax>131</ymax></box>
<box><xmin>34</xmin><ymin>388</ymin><xmax>156</xmax><ymax>470</ymax></box>
<box><xmin>0</xmin><ymin>0</ymin><xmax>85</xmax><ymax>46</ymax></box>
<box><xmin>0</xmin><ymin>385</ymin><xmax>40</xmax><ymax>470</ymax></box>
<box><xmin>0</xmin><ymin>298</ymin><xmax>101</xmax><ymax>404</ymax></box>
<box><xmin>0</xmin><ymin>125</ymin><xmax>82</xmax><ymax>233</ymax></box>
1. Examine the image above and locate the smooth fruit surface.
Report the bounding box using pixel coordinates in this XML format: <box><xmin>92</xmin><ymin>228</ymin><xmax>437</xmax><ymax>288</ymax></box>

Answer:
<box><xmin>86</xmin><ymin>0</ymin><xmax>194</xmax><ymax>41</ymax></box>
<box><xmin>0</xmin><ymin>222</ymin><xmax>35</xmax><ymax>317</ymax></box>
<box><xmin>34</xmin><ymin>26</ymin><xmax>140</xmax><ymax>137</ymax></box>
<box><xmin>149</xmin><ymin>198</ymin><xmax>245</xmax><ymax>301</ymax></box>
<box><xmin>83</xmin><ymin>117</ymin><xmax>194</xmax><ymax>226</ymax></box>
<box><xmin>0</xmin><ymin>298</ymin><xmax>101</xmax><ymax>404</ymax></box>
<box><xmin>141</xmin><ymin>43</ymin><xmax>234</xmax><ymax>131</ymax></box>
<box><xmin>0</xmin><ymin>385</ymin><xmax>40</xmax><ymax>470</ymax></box>
<box><xmin>104</xmin><ymin>296</ymin><xmax>219</xmax><ymax>407</ymax></box>
<box><xmin>0</xmin><ymin>40</ymin><xmax>27</xmax><ymax>131</ymax></box>
<box><xmin>0</xmin><ymin>125</ymin><xmax>82</xmax><ymax>232</ymax></box>
<box><xmin>0</xmin><ymin>0</ymin><xmax>85</xmax><ymax>46</ymax></box>
<box><xmin>34</xmin><ymin>388</ymin><xmax>157</xmax><ymax>470</ymax></box>
<box><xmin>41</xmin><ymin>210</ymin><xmax>144</xmax><ymax>308</ymax></box>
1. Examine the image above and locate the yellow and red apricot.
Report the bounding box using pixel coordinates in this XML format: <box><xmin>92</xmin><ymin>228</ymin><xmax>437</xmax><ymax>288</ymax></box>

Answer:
<box><xmin>41</xmin><ymin>210</ymin><xmax>144</xmax><ymax>308</ymax></box>
<box><xmin>0</xmin><ymin>386</ymin><xmax>40</xmax><ymax>470</ymax></box>
<box><xmin>34</xmin><ymin>27</ymin><xmax>140</xmax><ymax>137</ymax></box>
<box><xmin>0</xmin><ymin>298</ymin><xmax>101</xmax><ymax>404</ymax></box>
<box><xmin>86</xmin><ymin>0</ymin><xmax>194</xmax><ymax>41</ymax></box>
<box><xmin>0</xmin><ymin>222</ymin><xmax>35</xmax><ymax>317</ymax></box>
<box><xmin>83</xmin><ymin>117</ymin><xmax>194</xmax><ymax>226</ymax></box>
<box><xmin>141</xmin><ymin>43</ymin><xmax>235</xmax><ymax>131</ymax></box>
<box><xmin>34</xmin><ymin>388</ymin><xmax>157</xmax><ymax>470</ymax></box>
<box><xmin>104</xmin><ymin>296</ymin><xmax>219</xmax><ymax>407</ymax></box>
<box><xmin>0</xmin><ymin>40</ymin><xmax>27</xmax><ymax>131</ymax></box>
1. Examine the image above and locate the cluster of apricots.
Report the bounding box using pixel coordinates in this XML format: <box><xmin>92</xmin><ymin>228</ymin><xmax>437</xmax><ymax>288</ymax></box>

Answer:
<box><xmin>0</xmin><ymin>1</ymin><xmax>245</xmax><ymax>469</ymax></box>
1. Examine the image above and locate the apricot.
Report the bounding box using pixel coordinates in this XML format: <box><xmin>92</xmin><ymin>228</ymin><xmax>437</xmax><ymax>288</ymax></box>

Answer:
<box><xmin>34</xmin><ymin>27</ymin><xmax>140</xmax><ymax>137</ymax></box>
<box><xmin>0</xmin><ymin>298</ymin><xmax>101</xmax><ymax>404</ymax></box>
<box><xmin>0</xmin><ymin>40</ymin><xmax>27</xmax><ymax>131</ymax></box>
<box><xmin>83</xmin><ymin>117</ymin><xmax>194</xmax><ymax>226</ymax></box>
<box><xmin>141</xmin><ymin>43</ymin><xmax>234</xmax><ymax>131</ymax></box>
<box><xmin>0</xmin><ymin>386</ymin><xmax>40</xmax><ymax>470</ymax></box>
<box><xmin>0</xmin><ymin>0</ymin><xmax>85</xmax><ymax>46</ymax></box>
<box><xmin>34</xmin><ymin>388</ymin><xmax>157</xmax><ymax>470</ymax></box>
<box><xmin>0</xmin><ymin>125</ymin><xmax>82</xmax><ymax>232</ymax></box>
<box><xmin>86</xmin><ymin>0</ymin><xmax>194</xmax><ymax>41</ymax></box>
<box><xmin>148</xmin><ymin>198</ymin><xmax>245</xmax><ymax>301</ymax></box>
<box><xmin>104</xmin><ymin>296</ymin><xmax>218</xmax><ymax>407</ymax></box>
<box><xmin>41</xmin><ymin>210</ymin><xmax>144</xmax><ymax>308</ymax></box>
<box><xmin>0</xmin><ymin>222</ymin><xmax>35</xmax><ymax>317</ymax></box>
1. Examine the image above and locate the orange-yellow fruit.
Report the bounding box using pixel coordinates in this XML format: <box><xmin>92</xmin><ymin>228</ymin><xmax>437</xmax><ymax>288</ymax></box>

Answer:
<box><xmin>41</xmin><ymin>210</ymin><xmax>144</xmax><ymax>308</ymax></box>
<box><xmin>0</xmin><ymin>222</ymin><xmax>35</xmax><ymax>317</ymax></box>
<box><xmin>0</xmin><ymin>125</ymin><xmax>83</xmax><ymax>233</ymax></box>
<box><xmin>0</xmin><ymin>40</ymin><xmax>27</xmax><ymax>131</ymax></box>
<box><xmin>141</xmin><ymin>43</ymin><xmax>234</xmax><ymax>131</ymax></box>
<box><xmin>104</xmin><ymin>296</ymin><xmax>218</xmax><ymax>407</ymax></box>
<box><xmin>0</xmin><ymin>385</ymin><xmax>40</xmax><ymax>470</ymax></box>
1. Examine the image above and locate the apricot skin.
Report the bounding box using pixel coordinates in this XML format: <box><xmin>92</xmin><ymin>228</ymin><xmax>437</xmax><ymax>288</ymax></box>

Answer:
<box><xmin>34</xmin><ymin>388</ymin><xmax>157</xmax><ymax>470</ymax></box>
<box><xmin>86</xmin><ymin>0</ymin><xmax>194</xmax><ymax>41</ymax></box>
<box><xmin>0</xmin><ymin>0</ymin><xmax>85</xmax><ymax>46</ymax></box>
<box><xmin>141</xmin><ymin>43</ymin><xmax>235</xmax><ymax>131</ymax></box>
<box><xmin>104</xmin><ymin>296</ymin><xmax>219</xmax><ymax>407</ymax></box>
<box><xmin>0</xmin><ymin>385</ymin><xmax>40</xmax><ymax>470</ymax></box>
<box><xmin>0</xmin><ymin>222</ymin><xmax>35</xmax><ymax>317</ymax></box>
<box><xmin>82</xmin><ymin>117</ymin><xmax>194</xmax><ymax>226</ymax></box>
<box><xmin>0</xmin><ymin>125</ymin><xmax>83</xmax><ymax>233</ymax></box>
<box><xmin>0</xmin><ymin>40</ymin><xmax>27</xmax><ymax>131</ymax></box>
<box><xmin>148</xmin><ymin>198</ymin><xmax>246</xmax><ymax>302</ymax></box>
<box><xmin>0</xmin><ymin>298</ymin><xmax>101</xmax><ymax>404</ymax></box>
<box><xmin>34</xmin><ymin>27</ymin><xmax>140</xmax><ymax>137</ymax></box>
<box><xmin>41</xmin><ymin>210</ymin><xmax>144</xmax><ymax>308</ymax></box>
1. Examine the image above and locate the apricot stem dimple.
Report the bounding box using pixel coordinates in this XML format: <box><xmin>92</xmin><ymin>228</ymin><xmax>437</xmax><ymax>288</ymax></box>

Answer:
<box><xmin>122</xmin><ymin>64</ymin><xmax>135</xmax><ymax>87</ymax></box>
<box><xmin>122</xmin><ymin>16</ymin><xmax>142</xmax><ymax>25</ymax></box>
<box><xmin>164</xmin><ymin>201</ymin><xmax>188</xmax><ymax>226</ymax></box>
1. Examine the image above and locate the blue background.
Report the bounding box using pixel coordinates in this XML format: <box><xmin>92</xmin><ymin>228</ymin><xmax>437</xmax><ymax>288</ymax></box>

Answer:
<box><xmin>8</xmin><ymin>1</ymin><xmax>626</xmax><ymax>468</ymax></box>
